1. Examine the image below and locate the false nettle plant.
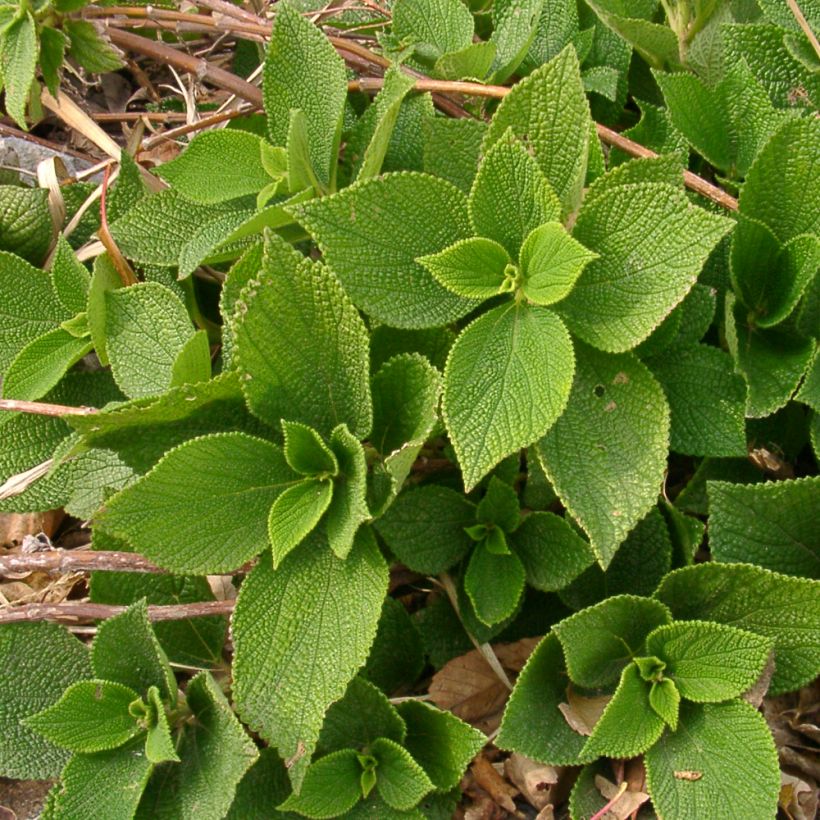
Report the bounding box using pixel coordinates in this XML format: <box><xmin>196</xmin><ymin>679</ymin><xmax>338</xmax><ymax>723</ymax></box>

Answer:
<box><xmin>0</xmin><ymin>0</ymin><xmax>819</xmax><ymax>818</ymax></box>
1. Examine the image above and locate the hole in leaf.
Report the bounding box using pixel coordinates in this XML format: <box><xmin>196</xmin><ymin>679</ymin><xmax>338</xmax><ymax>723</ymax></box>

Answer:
<box><xmin>593</xmin><ymin>384</ymin><xmax>605</xmax><ymax>398</ymax></box>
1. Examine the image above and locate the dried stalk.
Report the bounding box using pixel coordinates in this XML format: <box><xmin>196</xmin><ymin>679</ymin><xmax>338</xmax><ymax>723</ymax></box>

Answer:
<box><xmin>0</xmin><ymin>399</ymin><xmax>98</xmax><ymax>417</ymax></box>
<box><xmin>0</xmin><ymin>600</ymin><xmax>234</xmax><ymax>624</ymax></box>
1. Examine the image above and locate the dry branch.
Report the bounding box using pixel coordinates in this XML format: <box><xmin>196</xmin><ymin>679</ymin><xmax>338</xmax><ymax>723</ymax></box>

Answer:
<box><xmin>0</xmin><ymin>600</ymin><xmax>234</xmax><ymax>624</ymax></box>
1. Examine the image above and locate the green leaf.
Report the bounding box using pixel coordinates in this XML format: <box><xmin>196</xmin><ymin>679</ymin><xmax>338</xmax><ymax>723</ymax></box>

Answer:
<box><xmin>418</xmin><ymin>237</ymin><xmax>510</xmax><ymax>299</ymax></box>
<box><xmin>225</xmin><ymin>749</ymin><xmax>292</xmax><ymax>820</ymax></box>
<box><xmin>107</xmin><ymin>152</ymin><xmax>149</xmax><ymax>224</ymax></box>
<box><xmin>392</xmin><ymin>0</ymin><xmax>473</xmax><ymax>63</ymax></box>
<box><xmin>655</xmin><ymin>563</ymin><xmax>820</xmax><ymax>695</ymax></box>
<box><xmin>537</xmin><ymin>343</ymin><xmax>670</xmax><ymax>568</ymax></box>
<box><xmin>268</xmin><ymin>477</ymin><xmax>334</xmax><ymax>567</ymax></box>
<box><xmin>483</xmin><ymin>46</ymin><xmax>590</xmax><ymax>215</ymax></box>
<box><xmin>496</xmin><ymin>633</ymin><xmax>590</xmax><ymax>766</ymax></box>
<box><xmin>282</xmin><ymin>419</ymin><xmax>338</xmax><ymax>477</ymax></box>
<box><xmin>708</xmin><ymin>477</ymin><xmax>820</xmax><ymax>579</ymax></box>
<box><xmin>796</xmin><ymin>348</ymin><xmax>820</xmax><ymax>412</ymax></box>
<box><xmin>646</xmin><ymin>344</ymin><xmax>747</xmax><ymax>457</ymax></box>
<box><xmin>558</xmin><ymin>182</ymin><xmax>733</xmax><ymax>352</ymax></box>
<box><xmin>423</xmin><ymin>117</ymin><xmax>486</xmax><ymax>194</ymax></box>
<box><xmin>0</xmin><ymin>12</ymin><xmax>37</xmax><ymax>128</ymax></box>
<box><xmin>292</xmin><ymin>172</ymin><xmax>475</xmax><ymax>328</ymax></box>
<box><xmin>647</xmin><ymin>621</ymin><xmax>773</xmax><ymax>703</ymax></box>
<box><xmin>476</xmin><ymin>476</ymin><xmax>520</xmax><ymax>533</ymax></box>
<box><xmin>51</xmin><ymin>236</ymin><xmax>91</xmax><ymax>315</ymax></box>
<box><xmin>432</xmin><ymin>41</ymin><xmax>496</xmax><ymax>81</ymax></box>
<box><xmin>287</xmin><ymin>107</ymin><xmax>323</xmax><ymax>193</ymax></box>
<box><xmin>582</xmin><ymin>664</ymin><xmax>666</xmax><ymax>759</ymax></box>
<box><xmin>64</xmin><ymin>19</ymin><xmax>123</xmax><ymax>73</ymax></box>
<box><xmin>144</xmin><ymin>687</ymin><xmax>178</xmax><ymax>764</ymax></box>
<box><xmin>25</xmin><ymin>680</ymin><xmax>142</xmax><ymax>754</ymax></box>
<box><xmin>374</xmin><ymin>484</ymin><xmax>475</xmax><ymax>574</ymax></box>
<box><xmin>444</xmin><ymin>302</ymin><xmax>574</xmax><ymax>490</ymax></box>
<box><xmin>509</xmin><ymin>511</ymin><xmax>595</xmax><ymax>592</ymax></box>
<box><xmin>232</xmin><ymin>528</ymin><xmax>388</xmax><ymax>790</ymax></box>
<box><xmin>86</xmin><ymin>254</ymin><xmax>122</xmax><ymax>366</ymax></box>
<box><xmin>489</xmin><ymin>0</ymin><xmax>545</xmax><ymax>83</ymax></box>
<box><xmin>264</xmin><ymin>3</ymin><xmax>346</xmax><ymax>189</ymax></box>
<box><xmin>725</xmin><ymin>293</ymin><xmax>814</xmax><ymax>418</ymax></box>
<box><xmin>39</xmin><ymin>27</ymin><xmax>68</xmax><ymax>97</ymax></box>
<box><xmin>519</xmin><ymin>222</ymin><xmax>598</xmax><ymax>306</ymax></box>
<box><xmin>738</xmin><ymin>118</ymin><xmax>820</xmax><ymax>244</ymax></box>
<box><xmin>362</xmin><ymin>598</ymin><xmax>425</xmax><ymax>694</ymax></box>
<box><xmin>92</xmin><ymin>600</ymin><xmax>176</xmax><ymax>703</ymax></box>
<box><xmin>468</xmin><ymin>131</ymin><xmax>561</xmax><ymax>260</ymax></box>
<box><xmin>553</xmin><ymin>595</ymin><xmax>671</xmax><ymax>689</ymax></box>
<box><xmin>2</xmin><ymin>328</ymin><xmax>92</xmax><ymax>401</ymax></box>
<box><xmin>645</xmin><ymin>701</ymin><xmax>780</xmax><ymax>820</ymax></box>
<box><xmin>170</xmin><ymin>329</ymin><xmax>211</xmax><ymax>388</ymax></box>
<box><xmin>372</xmin><ymin>737</ymin><xmax>434</xmax><ymax>811</ymax></box>
<box><xmin>278</xmin><ymin>749</ymin><xmax>362</xmax><ymax>819</ymax></box>
<box><xmin>0</xmin><ymin>186</ymin><xmax>52</xmax><ymax>265</ymax></box>
<box><xmin>0</xmin><ymin>622</ymin><xmax>91</xmax><ymax>779</ymax></box>
<box><xmin>53</xmin><ymin>740</ymin><xmax>153</xmax><ymax>820</ymax></box>
<box><xmin>649</xmin><ymin>678</ymin><xmax>680</xmax><ymax>730</ymax></box>
<box><xmin>138</xmin><ymin>672</ymin><xmax>258</xmax><ymax>820</ymax></box>
<box><xmin>325</xmin><ymin>424</ymin><xmax>369</xmax><ymax>559</ymax></box>
<box><xmin>395</xmin><ymin>701</ymin><xmax>485</xmax><ymax>791</ymax></box>
<box><xmin>0</xmin><ymin>251</ymin><xmax>68</xmax><ymax>375</ymax></box>
<box><xmin>235</xmin><ymin>235</ymin><xmax>372</xmax><ymax>439</ymax></box>
<box><xmin>157</xmin><ymin>130</ymin><xmax>273</xmax><ymax>203</ymax></box>
<box><xmin>319</xmin><ymin>676</ymin><xmax>406</xmax><ymax>755</ymax></box>
<box><xmin>464</xmin><ymin>543</ymin><xmax>526</xmax><ymax>626</ymax></box>
<box><xmin>104</xmin><ymin>283</ymin><xmax>195</xmax><ymax>399</ymax></box>
<box><xmin>102</xmin><ymin>433</ymin><xmax>299</xmax><ymax>573</ymax></box>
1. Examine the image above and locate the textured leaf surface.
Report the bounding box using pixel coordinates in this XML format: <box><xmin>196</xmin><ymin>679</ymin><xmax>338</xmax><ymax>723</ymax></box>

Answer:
<box><xmin>282</xmin><ymin>420</ymin><xmax>338</xmax><ymax>476</ymax></box>
<box><xmin>647</xmin><ymin>344</ymin><xmax>747</xmax><ymax>457</ymax></box>
<box><xmin>374</xmin><ymin>485</ymin><xmax>474</xmax><ymax>574</ymax></box>
<box><xmin>558</xmin><ymin>182</ymin><xmax>732</xmax><ymax>352</ymax></box>
<box><xmin>362</xmin><ymin>599</ymin><xmax>425</xmax><ymax>695</ymax></box>
<box><xmin>650</xmin><ymin>678</ymin><xmax>680</xmax><ymax>730</ymax></box>
<box><xmin>582</xmin><ymin>664</ymin><xmax>665</xmax><ymax>759</ymax></box>
<box><xmin>489</xmin><ymin>0</ymin><xmax>544</xmax><ymax>82</ymax></box>
<box><xmin>26</xmin><ymin>680</ymin><xmax>141</xmax><ymax>754</ymax></box>
<box><xmin>0</xmin><ymin>13</ymin><xmax>37</xmax><ymax>129</ymax></box>
<box><xmin>0</xmin><ymin>185</ymin><xmax>52</xmax><ymax>265</ymax></box>
<box><xmin>392</xmin><ymin>0</ymin><xmax>473</xmax><ymax>60</ymax></box>
<box><xmin>264</xmin><ymin>3</ymin><xmax>346</xmax><ymax>188</ymax></box>
<box><xmin>235</xmin><ymin>236</ymin><xmax>372</xmax><ymax>439</ymax></box>
<box><xmin>483</xmin><ymin>46</ymin><xmax>590</xmax><ymax>214</ymax></box>
<box><xmin>51</xmin><ymin>236</ymin><xmax>91</xmax><ymax>314</ymax></box>
<box><xmin>268</xmin><ymin>478</ymin><xmax>333</xmax><ymax>567</ymax></box>
<box><xmin>464</xmin><ymin>545</ymin><xmax>526</xmax><ymax>626</ymax></box>
<box><xmin>645</xmin><ymin>701</ymin><xmax>779</xmax><ymax>820</ymax></box>
<box><xmin>0</xmin><ymin>251</ymin><xmax>67</xmax><ymax>374</ymax></box>
<box><xmin>553</xmin><ymin>595</ymin><xmax>671</xmax><ymax>689</ymax></box>
<box><xmin>102</xmin><ymin>433</ymin><xmax>299</xmax><ymax>573</ymax></box>
<box><xmin>419</xmin><ymin>237</ymin><xmax>510</xmax><ymax>299</ymax></box>
<box><xmin>0</xmin><ymin>622</ymin><xmax>91</xmax><ymax>779</ymax></box>
<box><xmin>105</xmin><ymin>283</ymin><xmax>194</xmax><ymax>399</ymax></box>
<box><xmin>373</xmin><ymin>737</ymin><xmax>434</xmax><ymax>810</ymax></box>
<box><xmin>708</xmin><ymin>477</ymin><xmax>820</xmax><ymax>578</ymax></box>
<box><xmin>444</xmin><ymin>302</ymin><xmax>574</xmax><ymax>490</ymax></box>
<box><xmin>293</xmin><ymin>173</ymin><xmax>474</xmax><ymax>327</ymax></box>
<box><xmin>325</xmin><ymin>425</ymin><xmax>369</xmax><ymax>559</ymax></box>
<box><xmin>646</xmin><ymin>621</ymin><xmax>772</xmax><ymax>702</ymax></box>
<box><xmin>496</xmin><ymin>633</ymin><xmax>590</xmax><ymax>766</ymax></box>
<box><xmin>422</xmin><ymin>117</ymin><xmax>485</xmax><ymax>194</ymax></box>
<box><xmin>655</xmin><ymin>563</ymin><xmax>820</xmax><ymax>694</ymax></box>
<box><xmin>469</xmin><ymin>130</ymin><xmax>560</xmax><ymax>261</ymax></box>
<box><xmin>232</xmin><ymin>529</ymin><xmax>387</xmax><ymax>789</ymax></box>
<box><xmin>537</xmin><ymin>344</ymin><xmax>670</xmax><ymax>568</ymax></box>
<box><xmin>278</xmin><ymin>750</ymin><xmax>362</xmax><ymax>818</ymax></box>
<box><xmin>395</xmin><ymin>701</ymin><xmax>485</xmax><ymax>791</ymax></box>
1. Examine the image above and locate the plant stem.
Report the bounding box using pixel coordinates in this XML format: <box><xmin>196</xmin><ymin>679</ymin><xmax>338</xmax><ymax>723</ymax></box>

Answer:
<box><xmin>787</xmin><ymin>0</ymin><xmax>820</xmax><ymax>60</ymax></box>
<box><xmin>0</xmin><ymin>549</ymin><xmax>166</xmax><ymax>576</ymax></box>
<box><xmin>0</xmin><ymin>600</ymin><xmax>235</xmax><ymax>624</ymax></box>
<box><xmin>0</xmin><ymin>398</ymin><xmax>99</xmax><ymax>417</ymax></box>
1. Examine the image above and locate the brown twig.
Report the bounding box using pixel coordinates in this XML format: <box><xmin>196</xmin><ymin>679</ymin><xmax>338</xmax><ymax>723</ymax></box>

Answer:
<box><xmin>98</xmin><ymin>164</ymin><xmax>138</xmax><ymax>286</ymax></box>
<box><xmin>0</xmin><ymin>399</ymin><xmax>99</xmax><ymax>417</ymax></box>
<box><xmin>0</xmin><ymin>600</ymin><xmax>234</xmax><ymax>624</ymax></box>
<box><xmin>787</xmin><ymin>0</ymin><xmax>820</xmax><ymax>61</ymax></box>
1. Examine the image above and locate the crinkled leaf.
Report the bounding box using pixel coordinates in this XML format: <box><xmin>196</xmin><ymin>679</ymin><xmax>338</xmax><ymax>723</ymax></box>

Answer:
<box><xmin>422</xmin><ymin>117</ymin><xmax>485</xmax><ymax>194</ymax></box>
<box><xmin>268</xmin><ymin>477</ymin><xmax>333</xmax><ymax>567</ymax></box>
<box><xmin>362</xmin><ymin>598</ymin><xmax>425</xmax><ymax>694</ymax></box>
<box><xmin>144</xmin><ymin>687</ymin><xmax>178</xmax><ymax>764</ymax></box>
<box><xmin>64</xmin><ymin>19</ymin><xmax>123</xmax><ymax>73</ymax></box>
<box><xmin>418</xmin><ymin>237</ymin><xmax>510</xmax><ymax>299</ymax></box>
<box><xmin>51</xmin><ymin>235</ymin><xmax>91</xmax><ymax>314</ymax></box>
<box><xmin>476</xmin><ymin>476</ymin><xmax>520</xmax><ymax>533</ymax></box>
<box><xmin>278</xmin><ymin>749</ymin><xmax>362</xmax><ymax>819</ymax></box>
<box><xmin>432</xmin><ymin>41</ymin><xmax>496</xmax><ymax>81</ymax></box>
<box><xmin>372</xmin><ymin>737</ymin><xmax>434</xmax><ymax>811</ymax></box>
<box><xmin>392</xmin><ymin>0</ymin><xmax>473</xmax><ymax>63</ymax></box>
<box><xmin>649</xmin><ymin>678</ymin><xmax>680</xmax><ymax>730</ymax></box>
<box><xmin>0</xmin><ymin>13</ymin><xmax>37</xmax><ymax>128</ymax></box>
<box><xmin>282</xmin><ymin>420</ymin><xmax>338</xmax><ymax>477</ymax></box>
<box><xmin>0</xmin><ymin>186</ymin><xmax>51</xmax><ymax>265</ymax></box>
<box><xmin>464</xmin><ymin>543</ymin><xmax>526</xmax><ymax>626</ymax></box>
<box><xmin>326</xmin><ymin>424</ymin><xmax>369</xmax><ymax>559</ymax></box>
<box><xmin>489</xmin><ymin>0</ymin><xmax>545</xmax><ymax>83</ymax></box>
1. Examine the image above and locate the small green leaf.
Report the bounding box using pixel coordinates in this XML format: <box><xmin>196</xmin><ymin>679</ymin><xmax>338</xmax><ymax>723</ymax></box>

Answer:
<box><xmin>433</xmin><ymin>41</ymin><xmax>496</xmax><ymax>81</ymax></box>
<box><xmin>39</xmin><ymin>27</ymin><xmax>68</xmax><ymax>97</ymax></box>
<box><xmin>143</xmin><ymin>687</ymin><xmax>178</xmax><ymax>764</ymax></box>
<box><xmin>655</xmin><ymin>563</ymin><xmax>820</xmax><ymax>695</ymax></box>
<box><xmin>326</xmin><ymin>424</ymin><xmax>369</xmax><ymax>559</ymax></box>
<box><xmin>395</xmin><ymin>701</ymin><xmax>485</xmax><ymax>791</ymax></box>
<box><xmin>372</xmin><ymin>737</ymin><xmax>434</xmax><ymax>811</ymax></box>
<box><xmin>50</xmin><ymin>235</ymin><xmax>91</xmax><ymax>315</ymax></box>
<box><xmin>489</xmin><ymin>0</ymin><xmax>545</xmax><ymax>83</ymax></box>
<box><xmin>362</xmin><ymin>599</ymin><xmax>425</xmax><ymax>694</ymax></box>
<box><xmin>645</xmin><ymin>701</ymin><xmax>780</xmax><ymax>820</ymax></box>
<box><xmin>537</xmin><ymin>343</ymin><xmax>670</xmax><ymax>568</ymax></box>
<box><xmin>25</xmin><ymin>680</ymin><xmax>142</xmax><ymax>754</ymax></box>
<box><xmin>483</xmin><ymin>46</ymin><xmax>590</xmax><ymax>215</ymax></box>
<box><xmin>374</xmin><ymin>485</ymin><xmax>475</xmax><ymax>574</ymax></box>
<box><xmin>169</xmin><ymin>329</ymin><xmax>211</xmax><ymax>388</ymax></box>
<box><xmin>235</xmin><ymin>235</ymin><xmax>372</xmax><ymax>440</ymax></box>
<box><xmin>0</xmin><ymin>12</ymin><xmax>37</xmax><ymax>128</ymax></box>
<box><xmin>476</xmin><ymin>476</ymin><xmax>520</xmax><ymax>533</ymax></box>
<box><xmin>444</xmin><ymin>302</ymin><xmax>574</xmax><ymax>490</ymax></box>
<box><xmin>0</xmin><ymin>622</ymin><xmax>92</xmax><ymax>779</ymax></box>
<box><xmin>423</xmin><ymin>117</ymin><xmax>486</xmax><ymax>194</ymax></box>
<box><xmin>468</xmin><ymin>131</ymin><xmax>560</xmax><ymax>260</ymax></box>
<box><xmin>65</xmin><ymin>19</ymin><xmax>123</xmax><ymax>73</ymax></box>
<box><xmin>649</xmin><ymin>679</ymin><xmax>680</xmax><ymax>731</ymax></box>
<box><xmin>646</xmin><ymin>621</ymin><xmax>773</xmax><ymax>703</ymax></box>
<box><xmin>282</xmin><ymin>420</ymin><xmax>338</xmax><ymax>476</ymax></box>
<box><xmin>418</xmin><ymin>237</ymin><xmax>510</xmax><ymax>299</ymax></box>
<box><xmin>102</xmin><ymin>433</ymin><xmax>300</xmax><ymax>574</ymax></box>
<box><xmin>553</xmin><ymin>595</ymin><xmax>672</xmax><ymax>689</ymax></box>
<box><xmin>0</xmin><ymin>186</ymin><xmax>53</xmax><ymax>266</ymax></box>
<box><xmin>287</xmin><ymin>108</ymin><xmax>323</xmax><ymax>193</ymax></box>
<box><xmin>86</xmin><ymin>254</ymin><xmax>122</xmax><ymax>366</ymax></box>
<box><xmin>278</xmin><ymin>750</ymin><xmax>363</xmax><ymax>819</ymax></box>
<box><xmin>392</xmin><ymin>0</ymin><xmax>474</xmax><ymax>63</ymax></box>
<box><xmin>268</xmin><ymin>477</ymin><xmax>333</xmax><ymax>567</ymax></box>
<box><xmin>91</xmin><ymin>600</ymin><xmax>176</xmax><ymax>703</ymax></box>
<box><xmin>582</xmin><ymin>664</ymin><xmax>665</xmax><ymax>759</ymax></box>
<box><xmin>464</xmin><ymin>543</ymin><xmax>526</xmax><ymax>626</ymax></box>
<box><xmin>157</xmin><ymin>130</ymin><xmax>273</xmax><ymax>203</ymax></box>
<box><xmin>232</xmin><ymin>528</ymin><xmax>388</xmax><ymax>790</ymax></box>
<box><xmin>519</xmin><ymin>222</ymin><xmax>598</xmax><ymax>306</ymax></box>
<box><xmin>708</xmin><ymin>477</ymin><xmax>820</xmax><ymax>578</ymax></box>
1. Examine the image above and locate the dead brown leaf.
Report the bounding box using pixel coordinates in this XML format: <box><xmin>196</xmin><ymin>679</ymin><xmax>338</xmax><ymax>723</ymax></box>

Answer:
<box><xmin>503</xmin><ymin>754</ymin><xmax>558</xmax><ymax>810</ymax></box>
<box><xmin>0</xmin><ymin>511</ymin><xmax>63</xmax><ymax>547</ymax></box>
<box><xmin>780</xmin><ymin>772</ymin><xmax>818</xmax><ymax>820</ymax></box>
<box><xmin>594</xmin><ymin>775</ymin><xmax>650</xmax><ymax>820</ymax></box>
<box><xmin>470</xmin><ymin>755</ymin><xmax>519</xmax><ymax>815</ymax></box>
<box><xmin>558</xmin><ymin>688</ymin><xmax>610</xmax><ymax>736</ymax></box>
